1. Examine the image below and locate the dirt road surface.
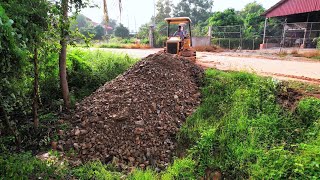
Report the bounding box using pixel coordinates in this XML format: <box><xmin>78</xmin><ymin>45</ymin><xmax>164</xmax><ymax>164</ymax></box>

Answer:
<box><xmin>98</xmin><ymin>48</ymin><xmax>320</xmax><ymax>84</ymax></box>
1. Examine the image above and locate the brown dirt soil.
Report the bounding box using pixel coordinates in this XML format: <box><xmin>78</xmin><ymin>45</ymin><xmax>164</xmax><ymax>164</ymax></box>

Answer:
<box><xmin>59</xmin><ymin>53</ymin><xmax>203</xmax><ymax>170</ymax></box>
<box><xmin>276</xmin><ymin>82</ymin><xmax>320</xmax><ymax>110</ymax></box>
<box><xmin>277</xmin><ymin>87</ymin><xmax>304</xmax><ymax>111</ymax></box>
<box><xmin>194</xmin><ymin>45</ymin><xmax>223</xmax><ymax>53</ymax></box>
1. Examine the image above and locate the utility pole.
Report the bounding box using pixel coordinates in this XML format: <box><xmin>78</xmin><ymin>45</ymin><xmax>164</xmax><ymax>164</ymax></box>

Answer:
<box><xmin>153</xmin><ymin>0</ymin><xmax>156</xmax><ymax>26</ymax></box>
<box><xmin>127</xmin><ymin>15</ymin><xmax>129</xmax><ymax>29</ymax></box>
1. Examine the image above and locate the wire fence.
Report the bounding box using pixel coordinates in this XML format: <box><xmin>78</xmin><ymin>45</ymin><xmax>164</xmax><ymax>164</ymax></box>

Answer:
<box><xmin>210</xmin><ymin>22</ymin><xmax>320</xmax><ymax>50</ymax></box>
<box><xmin>211</xmin><ymin>25</ymin><xmax>243</xmax><ymax>50</ymax></box>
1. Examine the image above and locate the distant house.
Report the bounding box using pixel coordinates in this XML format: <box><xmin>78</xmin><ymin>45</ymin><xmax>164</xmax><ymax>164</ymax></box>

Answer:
<box><xmin>85</xmin><ymin>17</ymin><xmax>100</xmax><ymax>27</ymax></box>
<box><xmin>261</xmin><ymin>0</ymin><xmax>320</xmax><ymax>49</ymax></box>
<box><xmin>85</xmin><ymin>16</ymin><xmax>113</xmax><ymax>34</ymax></box>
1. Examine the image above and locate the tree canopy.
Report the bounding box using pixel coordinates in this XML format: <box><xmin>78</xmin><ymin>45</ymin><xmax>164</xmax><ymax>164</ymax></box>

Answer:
<box><xmin>155</xmin><ymin>0</ymin><xmax>173</xmax><ymax>24</ymax></box>
<box><xmin>240</xmin><ymin>2</ymin><xmax>265</xmax><ymax>38</ymax></box>
<box><xmin>208</xmin><ymin>8</ymin><xmax>243</xmax><ymax>27</ymax></box>
<box><xmin>115</xmin><ymin>24</ymin><xmax>130</xmax><ymax>38</ymax></box>
<box><xmin>174</xmin><ymin>0</ymin><xmax>213</xmax><ymax>23</ymax></box>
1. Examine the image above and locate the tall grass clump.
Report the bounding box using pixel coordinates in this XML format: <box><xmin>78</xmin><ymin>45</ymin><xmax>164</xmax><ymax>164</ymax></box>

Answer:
<box><xmin>127</xmin><ymin>169</ymin><xmax>158</xmax><ymax>180</ymax></box>
<box><xmin>177</xmin><ymin>69</ymin><xmax>320</xmax><ymax>179</ymax></box>
<box><xmin>99</xmin><ymin>43</ymin><xmax>124</xmax><ymax>49</ymax></box>
<box><xmin>0</xmin><ymin>152</ymin><xmax>67</xmax><ymax>179</ymax></box>
<box><xmin>41</xmin><ymin>48</ymin><xmax>138</xmax><ymax>109</ymax></box>
<box><xmin>67</xmin><ymin>48</ymin><xmax>138</xmax><ymax>101</ymax></box>
<box><xmin>72</xmin><ymin>161</ymin><xmax>122</xmax><ymax>180</ymax></box>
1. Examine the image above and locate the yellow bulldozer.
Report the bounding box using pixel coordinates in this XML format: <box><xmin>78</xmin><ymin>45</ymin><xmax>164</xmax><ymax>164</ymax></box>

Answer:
<box><xmin>164</xmin><ymin>17</ymin><xmax>196</xmax><ymax>61</ymax></box>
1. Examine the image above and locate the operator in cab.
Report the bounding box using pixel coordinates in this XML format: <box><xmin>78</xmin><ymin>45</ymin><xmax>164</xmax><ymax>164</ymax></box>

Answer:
<box><xmin>173</xmin><ymin>25</ymin><xmax>186</xmax><ymax>40</ymax></box>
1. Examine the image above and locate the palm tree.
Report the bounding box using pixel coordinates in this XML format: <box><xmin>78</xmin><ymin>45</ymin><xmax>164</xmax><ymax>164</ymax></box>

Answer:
<box><xmin>103</xmin><ymin>0</ymin><xmax>122</xmax><ymax>25</ymax></box>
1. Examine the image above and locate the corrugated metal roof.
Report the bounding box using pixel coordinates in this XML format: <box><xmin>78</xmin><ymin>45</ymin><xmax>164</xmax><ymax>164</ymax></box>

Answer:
<box><xmin>262</xmin><ymin>0</ymin><xmax>320</xmax><ymax>18</ymax></box>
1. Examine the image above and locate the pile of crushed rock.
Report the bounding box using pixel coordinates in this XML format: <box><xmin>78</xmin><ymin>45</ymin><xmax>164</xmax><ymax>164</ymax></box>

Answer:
<box><xmin>59</xmin><ymin>53</ymin><xmax>203</xmax><ymax>170</ymax></box>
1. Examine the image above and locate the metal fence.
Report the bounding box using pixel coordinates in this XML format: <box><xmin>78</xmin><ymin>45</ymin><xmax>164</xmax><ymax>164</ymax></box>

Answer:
<box><xmin>210</xmin><ymin>22</ymin><xmax>320</xmax><ymax>50</ymax></box>
<box><xmin>280</xmin><ymin>22</ymin><xmax>320</xmax><ymax>48</ymax></box>
<box><xmin>211</xmin><ymin>25</ymin><xmax>243</xmax><ymax>50</ymax></box>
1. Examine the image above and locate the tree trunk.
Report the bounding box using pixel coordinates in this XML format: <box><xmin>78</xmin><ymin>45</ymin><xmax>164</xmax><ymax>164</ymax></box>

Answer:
<box><xmin>33</xmin><ymin>47</ymin><xmax>39</xmax><ymax>129</ymax></box>
<box><xmin>59</xmin><ymin>0</ymin><xmax>70</xmax><ymax>110</ymax></box>
<box><xmin>0</xmin><ymin>106</ymin><xmax>21</xmax><ymax>149</ymax></box>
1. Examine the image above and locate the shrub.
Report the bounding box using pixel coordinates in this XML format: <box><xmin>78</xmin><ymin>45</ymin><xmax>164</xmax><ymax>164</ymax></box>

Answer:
<box><xmin>72</xmin><ymin>161</ymin><xmax>122</xmax><ymax>180</ymax></box>
<box><xmin>296</xmin><ymin>97</ymin><xmax>320</xmax><ymax>126</ymax></box>
<box><xmin>291</xmin><ymin>49</ymin><xmax>299</xmax><ymax>56</ymax></box>
<box><xmin>127</xmin><ymin>169</ymin><xmax>158</xmax><ymax>180</ymax></box>
<box><xmin>162</xmin><ymin>158</ymin><xmax>197</xmax><ymax>180</ymax></box>
<box><xmin>301</xmin><ymin>51</ymin><xmax>320</xmax><ymax>60</ymax></box>
<box><xmin>40</xmin><ymin>48</ymin><xmax>138</xmax><ymax>109</ymax></box>
<box><xmin>99</xmin><ymin>43</ymin><xmax>123</xmax><ymax>48</ymax></box>
<box><xmin>278</xmin><ymin>50</ymin><xmax>288</xmax><ymax>57</ymax></box>
<box><xmin>0</xmin><ymin>152</ymin><xmax>66</xmax><ymax>179</ymax></box>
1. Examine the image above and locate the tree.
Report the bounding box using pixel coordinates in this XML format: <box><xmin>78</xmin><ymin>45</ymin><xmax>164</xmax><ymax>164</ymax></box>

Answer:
<box><xmin>94</xmin><ymin>25</ymin><xmax>106</xmax><ymax>39</ymax></box>
<box><xmin>58</xmin><ymin>0</ymin><xmax>90</xmax><ymax>110</ymax></box>
<box><xmin>0</xmin><ymin>4</ymin><xmax>25</xmax><ymax>147</ymax></box>
<box><xmin>59</xmin><ymin>0</ymin><xmax>71</xmax><ymax>110</ymax></box>
<box><xmin>240</xmin><ymin>2</ymin><xmax>265</xmax><ymax>38</ymax></box>
<box><xmin>164</xmin><ymin>0</ymin><xmax>172</xmax><ymax>18</ymax></box>
<box><xmin>75</xmin><ymin>14</ymin><xmax>92</xmax><ymax>29</ymax></box>
<box><xmin>155</xmin><ymin>0</ymin><xmax>173</xmax><ymax>24</ymax></box>
<box><xmin>114</xmin><ymin>24</ymin><xmax>130</xmax><ymax>38</ymax></box>
<box><xmin>174</xmin><ymin>0</ymin><xmax>213</xmax><ymax>24</ymax></box>
<box><xmin>208</xmin><ymin>8</ymin><xmax>243</xmax><ymax>26</ymax></box>
<box><xmin>0</xmin><ymin>0</ymin><xmax>52</xmax><ymax>149</ymax></box>
<box><xmin>137</xmin><ymin>23</ymin><xmax>150</xmax><ymax>39</ymax></box>
<box><xmin>101</xmin><ymin>18</ymin><xmax>117</xmax><ymax>35</ymax></box>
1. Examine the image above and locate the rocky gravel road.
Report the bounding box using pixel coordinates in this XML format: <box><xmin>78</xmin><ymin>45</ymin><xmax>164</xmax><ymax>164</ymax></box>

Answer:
<box><xmin>98</xmin><ymin>48</ymin><xmax>320</xmax><ymax>84</ymax></box>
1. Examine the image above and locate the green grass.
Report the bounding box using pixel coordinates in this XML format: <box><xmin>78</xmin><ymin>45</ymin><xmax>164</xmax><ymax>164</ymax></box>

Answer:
<box><xmin>41</xmin><ymin>48</ymin><xmax>138</xmax><ymax>108</ymax></box>
<box><xmin>288</xmin><ymin>80</ymin><xmax>320</xmax><ymax>94</ymax></box>
<box><xmin>0</xmin><ymin>152</ymin><xmax>67</xmax><ymax>179</ymax></box>
<box><xmin>99</xmin><ymin>43</ymin><xmax>124</xmax><ymax>48</ymax></box>
<box><xmin>72</xmin><ymin>161</ymin><xmax>123</xmax><ymax>180</ymax></box>
<box><xmin>311</xmin><ymin>56</ymin><xmax>320</xmax><ymax>60</ymax></box>
<box><xmin>67</xmin><ymin>48</ymin><xmax>138</xmax><ymax>104</ymax></box>
<box><xmin>177</xmin><ymin>69</ymin><xmax>320</xmax><ymax>179</ymax></box>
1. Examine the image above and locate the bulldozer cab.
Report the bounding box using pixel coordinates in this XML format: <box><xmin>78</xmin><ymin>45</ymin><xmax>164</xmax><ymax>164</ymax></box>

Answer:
<box><xmin>165</xmin><ymin>17</ymin><xmax>192</xmax><ymax>45</ymax></box>
<box><xmin>164</xmin><ymin>17</ymin><xmax>196</xmax><ymax>61</ymax></box>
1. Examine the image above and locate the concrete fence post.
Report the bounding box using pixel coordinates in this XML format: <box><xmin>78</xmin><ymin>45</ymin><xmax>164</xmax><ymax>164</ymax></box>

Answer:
<box><xmin>149</xmin><ymin>25</ymin><xmax>154</xmax><ymax>48</ymax></box>
<box><xmin>208</xmin><ymin>26</ymin><xmax>212</xmax><ymax>45</ymax></box>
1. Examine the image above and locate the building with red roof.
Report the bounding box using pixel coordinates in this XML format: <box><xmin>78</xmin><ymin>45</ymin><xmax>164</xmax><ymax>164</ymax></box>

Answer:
<box><xmin>261</xmin><ymin>0</ymin><xmax>320</xmax><ymax>49</ymax></box>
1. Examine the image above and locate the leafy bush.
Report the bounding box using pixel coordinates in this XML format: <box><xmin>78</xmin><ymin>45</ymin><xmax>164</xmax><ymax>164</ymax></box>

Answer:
<box><xmin>0</xmin><ymin>152</ymin><xmax>66</xmax><ymax>179</ymax></box>
<box><xmin>115</xmin><ymin>24</ymin><xmax>130</xmax><ymax>38</ymax></box>
<box><xmin>141</xmin><ymin>38</ymin><xmax>149</xmax><ymax>44</ymax></box>
<box><xmin>99</xmin><ymin>43</ymin><xmax>123</xmax><ymax>48</ymax></box>
<box><xmin>162</xmin><ymin>158</ymin><xmax>196</xmax><ymax>180</ymax></box>
<box><xmin>121</xmin><ymin>38</ymin><xmax>136</xmax><ymax>44</ymax></box>
<box><xmin>296</xmin><ymin>97</ymin><xmax>320</xmax><ymax>126</ymax></box>
<box><xmin>127</xmin><ymin>169</ymin><xmax>158</xmax><ymax>180</ymax></box>
<box><xmin>41</xmin><ymin>48</ymin><xmax>138</xmax><ymax>109</ymax></box>
<box><xmin>72</xmin><ymin>161</ymin><xmax>122</xmax><ymax>180</ymax></box>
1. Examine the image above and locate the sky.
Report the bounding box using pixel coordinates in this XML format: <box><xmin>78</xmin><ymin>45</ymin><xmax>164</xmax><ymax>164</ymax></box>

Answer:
<box><xmin>81</xmin><ymin>0</ymin><xmax>280</xmax><ymax>32</ymax></box>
